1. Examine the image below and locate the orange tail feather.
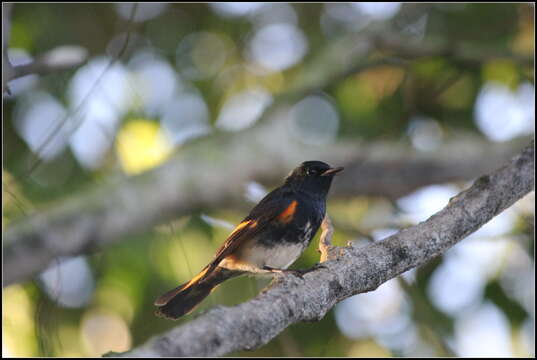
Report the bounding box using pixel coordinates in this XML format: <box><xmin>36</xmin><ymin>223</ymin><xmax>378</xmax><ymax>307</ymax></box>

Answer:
<box><xmin>154</xmin><ymin>266</ymin><xmax>240</xmax><ymax>320</ymax></box>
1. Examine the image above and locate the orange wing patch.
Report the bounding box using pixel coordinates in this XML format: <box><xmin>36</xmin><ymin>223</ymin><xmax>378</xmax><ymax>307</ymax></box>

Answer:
<box><xmin>229</xmin><ymin>220</ymin><xmax>257</xmax><ymax>237</ymax></box>
<box><xmin>277</xmin><ymin>200</ymin><xmax>298</xmax><ymax>224</ymax></box>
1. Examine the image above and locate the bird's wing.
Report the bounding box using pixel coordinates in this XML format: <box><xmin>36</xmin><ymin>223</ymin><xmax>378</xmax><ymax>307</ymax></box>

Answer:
<box><xmin>206</xmin><ymin>188</ymin><xmax>297</xmax><ymax>272</ymax></box>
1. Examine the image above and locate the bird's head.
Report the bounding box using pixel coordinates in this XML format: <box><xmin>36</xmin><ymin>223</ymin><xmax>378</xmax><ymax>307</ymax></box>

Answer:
<box><xmin>285</xmin><ymin>161</ymin><xmax>344</xmax><ymax>196</ymax></box>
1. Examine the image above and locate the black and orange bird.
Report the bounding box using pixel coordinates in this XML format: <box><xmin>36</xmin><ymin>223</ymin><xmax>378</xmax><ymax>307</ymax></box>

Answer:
<box><xmin>154</xmin><ymin>161</ymin><xmax>343</xmax><ymax>320</ymax></box>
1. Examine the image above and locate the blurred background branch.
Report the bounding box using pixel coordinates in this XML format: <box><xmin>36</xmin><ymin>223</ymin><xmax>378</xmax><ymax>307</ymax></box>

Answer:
<box><xmin>119</xmin><ymin>142</ymin><xmax>534</xmax><ymax>357</ymax></box>
<box><xmin>3</xmin><ymin>131</ymin><xmax>529</xmax><ymax>287</ymax></box>
<box><xmin>2</xmin><ymin>4</ymin><xmax>88</xmax><ymax>94</ymax></box>
<box><xmin>8</xmin><ymin>46</ymin><xmax>88</xmax><ymax>84</ymax></box>
<box><xmin>372</xmin><ymin>32</ymin><xmax>534</xmax><ymax>68</ymax></box>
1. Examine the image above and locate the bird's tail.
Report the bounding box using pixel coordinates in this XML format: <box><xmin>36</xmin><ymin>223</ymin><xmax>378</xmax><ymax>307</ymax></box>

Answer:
<box><xmin>154</xmin><ymin>266</ymin><xmax>240</xmax><ymax>320</ymax></box>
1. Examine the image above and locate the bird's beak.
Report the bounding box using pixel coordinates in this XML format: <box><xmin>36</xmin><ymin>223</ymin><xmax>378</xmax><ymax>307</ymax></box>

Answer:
<box><xmin>321</xmin><ymin>166</ymin><xmax>344</xmax><ymax>176</ymax></box>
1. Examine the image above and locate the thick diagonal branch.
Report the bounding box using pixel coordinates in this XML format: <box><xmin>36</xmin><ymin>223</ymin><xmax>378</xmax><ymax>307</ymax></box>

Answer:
<box><xmin>118</xmin><ymin>142</ymin><xmax>534</xmax><ymax>357</ymax></box>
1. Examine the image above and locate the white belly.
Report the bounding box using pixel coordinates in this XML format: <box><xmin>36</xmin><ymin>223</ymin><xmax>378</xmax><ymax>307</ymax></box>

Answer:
<box><xmin>219</xmin><ymin>241</ymin><xmax>305</xmax><ymax>273</ymax></box>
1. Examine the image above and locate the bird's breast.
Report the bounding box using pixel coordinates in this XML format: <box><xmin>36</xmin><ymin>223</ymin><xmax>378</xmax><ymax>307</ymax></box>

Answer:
<box><xmin>219</xmin><ymin>196</ymin><xmax>325</xmax><ymax>272</ymax></box>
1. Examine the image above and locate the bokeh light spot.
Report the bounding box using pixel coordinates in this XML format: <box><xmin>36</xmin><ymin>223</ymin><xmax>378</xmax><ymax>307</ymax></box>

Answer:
<box><xmin>352</xmin><ymin>2</ymin><xmax>401</xmax><ymax>20</ymax></box>
<box><xmin>14</xmin><ymin>91</ymin><xmax>71</xmax><ymax>161</ymax></box>
<box><xmin>474</xmin><ymin>82</ymin><xmax>535</xmax><ymax>142</ymax></box>
<box><xmin>216</xmin><ymin>88</ymin><xmax>272</xmax><ymax>131</ymax></box>
<box><xmin>160</xmin><ymin>92</ymin><xmax>211</xmax><ymax>145</ymax></box>
<box><xmin>2</xmin><ymin>285</ymin><xmax>37</xmax><ymax>357</ymax></box>
<box><xmin>247</xmin><ymin>23</ymin><xmax>308</xmax><ymax>72</ymax></box>
<box><xmin>116</xmin><ymin>119</ymin><xmax>173</xmax><ymax>175</ymax></box>
<box><xmin>81</xmin><ymin>309</ymin><xmax>131</xmax><ymax>356</ymax></box>
<box><xmin>39</xmin><ymin>256</ymin><xmax>95</xmax><ymax>308</ymax></box>
<box><xmin>290</xmin><ymin>95</ymin><xmax>339</xmax><ymax>145</ymax></box>
<box><xmin>176</xmin><ymin>32</ymin><xmax>232</xmax><ymax>80</ymax></box>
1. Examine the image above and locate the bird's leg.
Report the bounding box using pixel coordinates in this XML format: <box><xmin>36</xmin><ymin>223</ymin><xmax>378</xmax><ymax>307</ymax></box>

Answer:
<box><xmin>262</xmin><ymin>264</ymin><xmax>326</xmax><ymax>279</ymax></box>
<box><xmin>262</xmin><ymin>266</ymin><xmax>305</xmax><ymax>279</ymax></box>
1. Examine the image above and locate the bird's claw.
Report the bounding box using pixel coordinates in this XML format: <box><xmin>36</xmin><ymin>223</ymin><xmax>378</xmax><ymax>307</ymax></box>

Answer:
<box><xmin>264</xmin><ymin>263</ymin><xmax>326</xmax><ymax>280</ymax></box>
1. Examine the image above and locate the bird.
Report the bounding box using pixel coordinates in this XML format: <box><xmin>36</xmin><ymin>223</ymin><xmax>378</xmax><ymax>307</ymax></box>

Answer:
<box><xmin>154</xmin><ymin>160</ymin><xmax>343</xmax><ymax>320</ymax></box>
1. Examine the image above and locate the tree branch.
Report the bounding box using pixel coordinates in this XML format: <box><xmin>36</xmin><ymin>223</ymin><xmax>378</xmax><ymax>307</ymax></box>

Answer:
<box><xmin>1</xmin><ymin>4</ymin><xmax>88</xmax><ymax>94</ymax></box>
<box><xmin>372</xmin><ymin>32</ymin><xmax>533</xmax><ymax>68</ymax></box>
<box><xmin>118</xmin><ymin>141</ymin><xmax>533</xmax><ymax>357</ymax></box>
<box><xmin>10</xmin><ymin>45</ymin><xmax>88</xmax><ymax>79</ymax></box>
<box><xmin>2</xmin><ymin>135</ymin><xmax>529</xmax><ymax>287</ymax></box>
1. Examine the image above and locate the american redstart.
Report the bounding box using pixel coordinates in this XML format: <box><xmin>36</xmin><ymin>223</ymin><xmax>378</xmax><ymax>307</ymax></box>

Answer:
<box><xmin>155</xmin><ymin>161</ymin><xmax>343</xmax><ymax>320</ymax></box>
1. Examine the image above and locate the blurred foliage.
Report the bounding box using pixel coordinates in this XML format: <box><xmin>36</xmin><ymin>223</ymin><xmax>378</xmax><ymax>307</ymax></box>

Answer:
<box><xmin>2</xmin><ymin>3</ymin><xmax>534</xmax><ymax>357</ymax></box>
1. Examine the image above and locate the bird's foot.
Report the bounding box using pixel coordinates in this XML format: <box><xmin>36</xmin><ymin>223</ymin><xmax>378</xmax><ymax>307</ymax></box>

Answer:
<box><xmin>263</xmin><ymin>266</ymin><xmax>304</xmax><ymax>279</ymax></box>
<box><xmin>263</xmin><ymin>264</ymin><xmax>326</xmax><ymax>279</ymax></box>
